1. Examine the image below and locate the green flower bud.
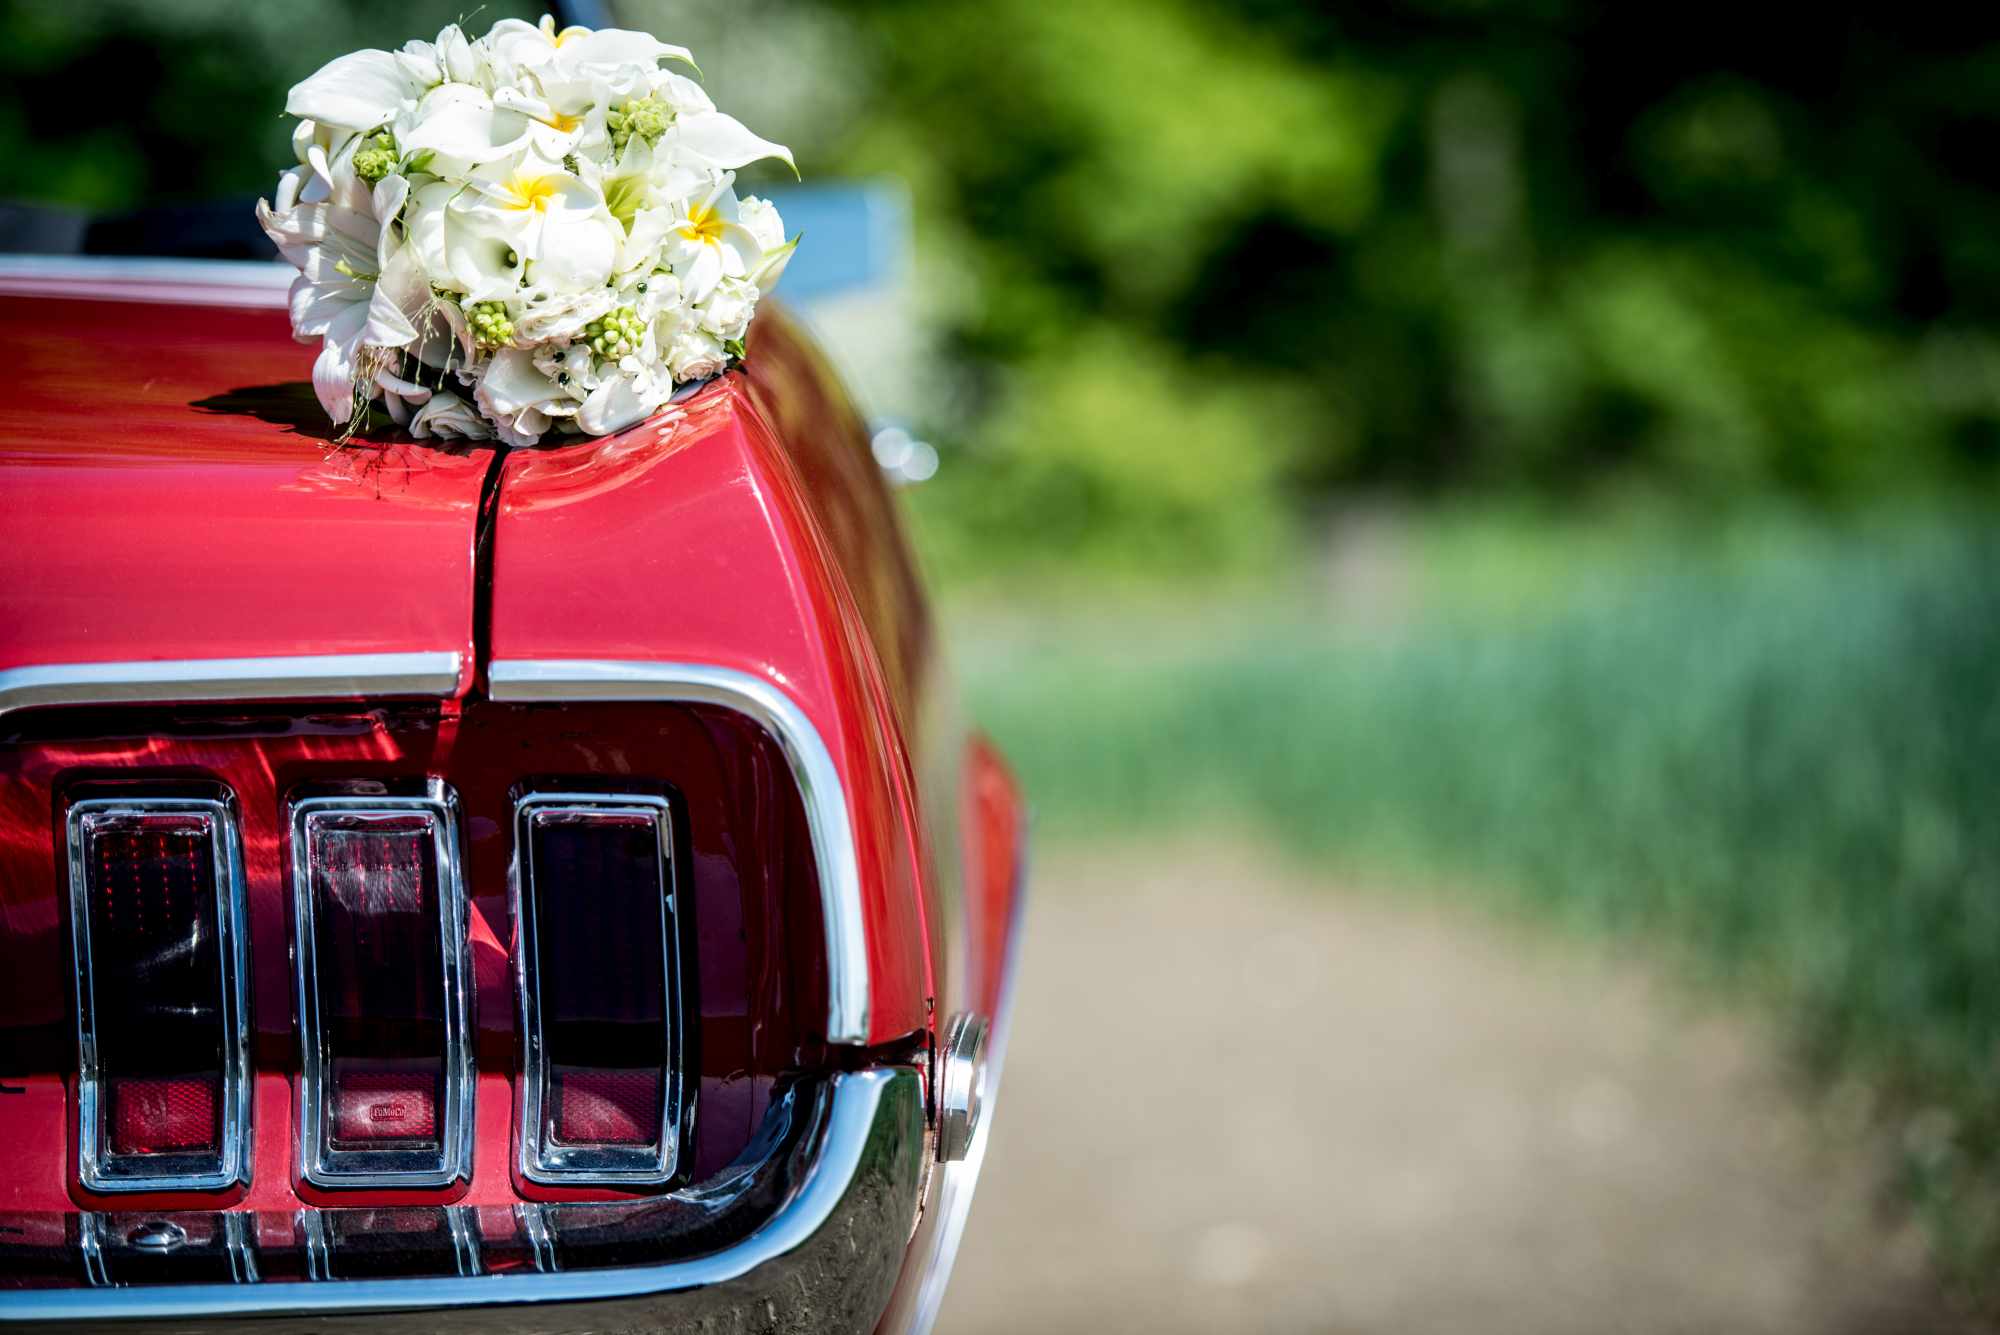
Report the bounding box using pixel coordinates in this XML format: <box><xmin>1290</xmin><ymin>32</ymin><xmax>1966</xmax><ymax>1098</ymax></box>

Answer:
<box><xmin>466</xmin><ymin>299</ymin><xmax>515</xmax><ymax>349</ymax></box>
<box><xmin>607</xmin><ymin>95</ymin><xmax>673</xmax><ymax>153</ymax></box>
<box><xmin>353</xmin><ymin>131</ymin><xmax>399</xmax><ymax>185</ymax></box>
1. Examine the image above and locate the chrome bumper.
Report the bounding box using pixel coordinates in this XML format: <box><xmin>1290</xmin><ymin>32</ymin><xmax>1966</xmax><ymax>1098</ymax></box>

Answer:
<box><xmin>0</xmin><ymin>1068</ymin><xmax>924</xmax><ymax>1333</ymax></box>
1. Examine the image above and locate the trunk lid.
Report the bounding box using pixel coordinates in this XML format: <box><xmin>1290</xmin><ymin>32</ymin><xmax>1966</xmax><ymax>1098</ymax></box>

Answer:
<box><xmin>0</xmin><ymin>283</ymin><xmax>491</xmax><ymax>687</ymax></box>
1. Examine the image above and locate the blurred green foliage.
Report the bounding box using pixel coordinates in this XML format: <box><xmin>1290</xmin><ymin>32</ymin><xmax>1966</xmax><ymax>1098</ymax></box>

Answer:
<box><xmin>0</xmin><ymin>2</ymin><xmax>538</xmax><ymax>211</ymax></box>
<box><xmin>964</xmin><ymin>512</ymin><xmax>2000</xmax><ymax>1290</ymax></box>
<box><xmin>811</xmin><ymin>0</ymin><xmax>2000</xmax><ymax>575</ymax></box>
<box><xmin>9</xmin><ymin>3</ymin><xmax>2000</xmax><ymax>575</ymax></box>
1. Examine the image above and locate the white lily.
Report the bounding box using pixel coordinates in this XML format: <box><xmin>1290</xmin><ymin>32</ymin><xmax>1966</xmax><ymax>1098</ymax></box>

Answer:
<box><xmin>258</xmin><ymin>172</ymin><xmax>426</xmax><ymax>423</ymax></box>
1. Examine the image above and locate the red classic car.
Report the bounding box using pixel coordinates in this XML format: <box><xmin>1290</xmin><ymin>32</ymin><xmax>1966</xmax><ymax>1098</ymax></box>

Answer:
<box><xmin>0</xmin><ymin>256</ymin><xmax>1025</xmax><ymax>1332</ymax></box>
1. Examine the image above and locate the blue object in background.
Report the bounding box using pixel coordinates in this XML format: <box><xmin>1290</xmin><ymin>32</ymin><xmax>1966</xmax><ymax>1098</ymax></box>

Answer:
<box><xmin>756</xmin><ymin>182</ymin><xmax>908</xmax><ymax>304</ymax></box>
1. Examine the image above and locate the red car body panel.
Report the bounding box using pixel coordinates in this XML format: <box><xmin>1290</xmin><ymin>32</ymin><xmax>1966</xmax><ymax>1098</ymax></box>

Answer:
<box><xmin>489</xmin><ymin>318</ymin><xmax>935</xmax><ymax>1046</ymax></box>
<box><xmin>0</xmin><ymin>296</ymin><xmax>486</xmax><ymax>683</ymax></box>
<box><xmin>0</xmin><ymin>273</ymin><xmax>1026</xmax><ymax>1327</ymax></box>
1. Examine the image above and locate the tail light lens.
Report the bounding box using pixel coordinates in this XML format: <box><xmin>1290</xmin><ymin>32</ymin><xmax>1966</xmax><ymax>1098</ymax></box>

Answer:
<box><xmin>291</xmin><ymin>790</ymin><xmax>472</xmax><ymax>1188</ymax></box>
<box><xmin>65</xmin><ymin>798</ymin><xmax>251</xmax><ymax>1193</ymax></box>
<box><xmin>513</xmin><ymin>794</ymin><xmax>684</xmax><ymax>1185</ymax></box>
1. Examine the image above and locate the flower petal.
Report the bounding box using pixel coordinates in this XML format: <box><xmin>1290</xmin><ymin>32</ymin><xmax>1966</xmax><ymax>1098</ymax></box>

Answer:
<box><xmin>660</xmin><ymin>112</ymin><xmax>796</xmax><ymax>176</ymax></box>
<box><xmin>577</xmin><ymin>374</ymin><xmax>661</xmax><ymax>436</ymax></box>
<box><xmin>401</xmin><ymin>85</ymin><xmax>529</xmax><ymax>167</ymax></box>
<box><xmin>286</xmin><ymin>48</ymin><xmax>414</xmax><ymax>133</ymax></box>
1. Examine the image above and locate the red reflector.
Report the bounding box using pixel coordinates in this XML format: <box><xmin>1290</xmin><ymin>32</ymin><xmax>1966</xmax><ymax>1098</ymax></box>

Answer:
<box><xmin>329</xmin><ymin>1059</ymin><xmax>440</xmax><ymax>1147</ymax></box>
<box><xmin>553</xmin><ymin>1067</ymin><xmax>663</xmax><ymax>1146</ymax></box>
<box><xmin>108</xmin><ymin>1076</ymin><xmax>220</xmax><ymax>1156</ymax></box>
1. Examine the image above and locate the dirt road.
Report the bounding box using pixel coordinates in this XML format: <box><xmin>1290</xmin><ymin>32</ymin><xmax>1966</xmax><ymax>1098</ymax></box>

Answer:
<box><xmin>937</xmin><ymin>840</ymin><xmax>1970</xmax><ymax>1335</ymax></box>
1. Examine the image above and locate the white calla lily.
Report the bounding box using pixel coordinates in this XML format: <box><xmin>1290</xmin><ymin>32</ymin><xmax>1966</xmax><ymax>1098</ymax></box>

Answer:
<box><xmin>663</xmin><ymin>179</ymin><xmax>767</xmax><ymax>301</ymax></box>
<box><xmin>287</xmin><ymin>48</ymin><xmax>426</xmax><ymax>133</ymax></box>
<box><xmin>658</xmin><ymin>111</ymin><xmax>796</xmax><ymax>176</ymax></box>
<box><xmin>399</xmin><ymin>83</ymin><xmax>529</xmax><ymax>171</ymax></box>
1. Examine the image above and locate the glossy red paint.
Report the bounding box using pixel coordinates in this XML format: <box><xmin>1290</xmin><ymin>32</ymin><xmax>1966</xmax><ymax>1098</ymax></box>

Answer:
<box><xmin>961</xmin><ymin>733</ymin><xmax>1026</xmax><ymax>1021</ymax></box>
<box><xmin>0</xmin><ymin>281</ymin><xmax>1028</xmax><ymax>1317</ymax></box>
<box><xmin>489</xmin><ymin>313</ymin><xmax>934</xmax><ymax>1046</ymax></box>
<box><xmin>0</xmin><ymin>700</ymin><xmax>821</xmax><ymax>1214</ymax></box>
<box><xmin>0</xmin><ymin>295</ymin><xmax>490</xmax><ymax>682</ymax></box>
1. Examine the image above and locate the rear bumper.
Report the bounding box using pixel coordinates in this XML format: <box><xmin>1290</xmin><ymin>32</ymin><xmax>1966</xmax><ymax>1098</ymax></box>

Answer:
<box><xmin>0</xmin><ymin>1068</ymin><xmax>924</xmax><ymax>1333</ymax></box>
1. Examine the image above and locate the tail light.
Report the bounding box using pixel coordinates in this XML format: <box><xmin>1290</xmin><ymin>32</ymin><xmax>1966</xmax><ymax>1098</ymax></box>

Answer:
<box><xmin>65</xmin><ymin>798</ymin><xmax>251</xmax><ymax>1193</ymax></box>
<box><xmin>290</xmin><ymin>789</ymin><xmax>472</xmax><ymax>1188</ymax></box>
<box><xmin>513</xmin><ymin>794</ymin><xmax>684</xmax><ymax>1185</ymax></box>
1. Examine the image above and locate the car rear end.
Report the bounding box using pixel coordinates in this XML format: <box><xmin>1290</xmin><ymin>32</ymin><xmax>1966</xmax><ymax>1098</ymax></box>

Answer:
<box><xmin>0</xmin><ymin>273</ymin><xmax>1024</xmax><ymax>1331</ymax></box>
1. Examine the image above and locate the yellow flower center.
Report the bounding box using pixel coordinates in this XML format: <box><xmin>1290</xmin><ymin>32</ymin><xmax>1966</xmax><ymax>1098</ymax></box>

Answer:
<box><xmin>678</xmin><ymin>204</ymin><xmax>723</xmax><ymax>246</ymax></box>
<box><xmin>544</xmin><ymin>110</ymin><xmax>583</xmax><ymax>133</ymax></box>
<box><xmin>503</xmin><ymin>173</ymin><xmax>560</xmax><ymax>212</ymax></box>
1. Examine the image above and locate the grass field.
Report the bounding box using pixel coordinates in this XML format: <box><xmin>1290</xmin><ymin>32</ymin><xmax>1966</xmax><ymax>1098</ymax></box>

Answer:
<box><xmin>955</xmin><ymin>509</ymin><xmax>2000</xmax><ymax>1290</ymax></box>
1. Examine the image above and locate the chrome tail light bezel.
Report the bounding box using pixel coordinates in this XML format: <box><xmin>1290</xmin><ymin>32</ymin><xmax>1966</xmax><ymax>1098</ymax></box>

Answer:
<box><xmin>511</xmin><ymin>792</ymin><xmax>687</xmax><ymax>1186</ymax></box>
<box><xmin>65</xmin><ymin>795</ymin><xmax>253</xmax><ymax>1194</ymax></box>
<box><xmin>289</xmin><ymin>786</ymin><xmax>475</xmax><ymax>1189</ymax></box>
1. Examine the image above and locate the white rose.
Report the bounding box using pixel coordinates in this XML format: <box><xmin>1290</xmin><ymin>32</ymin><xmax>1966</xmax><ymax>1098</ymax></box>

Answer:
<box><xmin>532</xmin><ymin>342</ymin><xmax>599</xmax><ymax>402</ymax></box>
<box><xmin>666</xmin><ymin>328</ymin><xmax>730</xmax><ymax>383</ymax></box>
<box><xmin>512</xmin><ymin>285</ymin><xmax>618</xmax><ymax>343</ymax></box>
<box><xmin>410</xmin><ymin>389</ymin><xmax>493</xmax><ymax>440</ymax></box>
<box><xmin>578</xmin><ymin>372</ymin><xmax>672</xmax><ymax>435</ymax></box>
<box><xmin>736</xmin><ymin>196</ymin><xmax>786</xmax><ymax>253</ymax></box>
<box><xmin>475</xmin><ymin>347</ymin><xmax>568</xmax><ymax>445</ymax></box>
<box><xmin>698</xmin><ymin>280</ymin><xmax>756</xmax><ymax>342</ymax></box>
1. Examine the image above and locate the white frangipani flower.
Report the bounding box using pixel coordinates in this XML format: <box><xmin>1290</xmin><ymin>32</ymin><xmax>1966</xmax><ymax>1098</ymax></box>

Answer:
<box><xmin>663</xmin><ymin>179</ymin><xmax>769</xmax><ymax>302</ymax></box>
<box><xmin>264</xmin><ymin>13</ymin><xmax>795</xmax><ymax>446</ymax></box>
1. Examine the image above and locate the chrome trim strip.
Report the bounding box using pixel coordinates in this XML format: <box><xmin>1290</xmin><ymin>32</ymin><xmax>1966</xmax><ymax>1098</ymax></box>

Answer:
<box><xmin>487</xmin><ymin>660</ymin><xmax>872</xmax><ymax>1045</ymax></box>
<box><xmin>446</xmin><ymin>1208</ymin><xmax>481</xmax><ymax>1278</ymax></box>
<box><xmin>66</xmin><ymin>797</ymin><xmax>253</xmax><ymax>1194</ymax></box>
<box><xmin>301</xmin><ymin>1211</ymin><xmax>332</xmax><ymax>1282</ymax></box>
<box><xmin>225</xmin><ymin>1213</ymin><xmax>259</xmax><ymax>1286</ymax></box>
<box><xmin>0</xmin><ymin>1068</ymin><xmax>921</xmax><ymax>1324</ymax></box>
<box><xmin>517</xmin><ymin>1204</ymin><xmax>557</xmax><ymax>1274</ymax></box>
<box><xmin>904</xmin><ymin>811</ymin><xmax>1030</xmax><ymax>1335</ymax></box>
<box><xmin>0</xmin><ymin>653</ymin><xmax>463</xmax><ymax>720</ymax></box>
<box><xmin>513</xmin><ymin>793</ymin><xmax>685</xmax><ymax>1185</ymax></box>
<box><xmin>0</xmin><ymin>256</ymin><xmax>294</xmax><ymax>308</ymax></box>
<box><xmin>77</xmin><ymin>1215</ymin><xmax>108</xmax><ymax>1290</ymax></box>
<box><xmin>289</xmin><ymin>787</ymin><xmax>475</xmax><ymax>1188</ymax></box>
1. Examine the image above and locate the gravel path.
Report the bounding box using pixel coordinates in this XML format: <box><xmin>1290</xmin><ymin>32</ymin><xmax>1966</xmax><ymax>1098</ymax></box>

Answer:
<box><xmin>937</xmin><ymin>840</ymin><xmax>1972</xmax><ymax>1335</ymax></box>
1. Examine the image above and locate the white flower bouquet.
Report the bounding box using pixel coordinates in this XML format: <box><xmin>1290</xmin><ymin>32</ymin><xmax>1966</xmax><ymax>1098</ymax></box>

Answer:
<box><xmin>258</xmin><ymin>15</ymin><xmax>797</xmax><ymax>447</ymax></box>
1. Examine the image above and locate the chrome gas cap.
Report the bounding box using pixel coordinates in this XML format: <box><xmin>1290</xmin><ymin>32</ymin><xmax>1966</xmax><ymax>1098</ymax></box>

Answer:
<box><xmin>937</xmin><ymin>1011</ymin><xmax>991</xmax><ymax>1162</ymax></box>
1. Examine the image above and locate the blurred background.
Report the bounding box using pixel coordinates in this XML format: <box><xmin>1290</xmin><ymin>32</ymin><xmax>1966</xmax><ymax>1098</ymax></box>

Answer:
<box><xmin>8</xmin><ymin>2</ymin><xmax>2000</xmax><ymax>1329</ymax></box>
